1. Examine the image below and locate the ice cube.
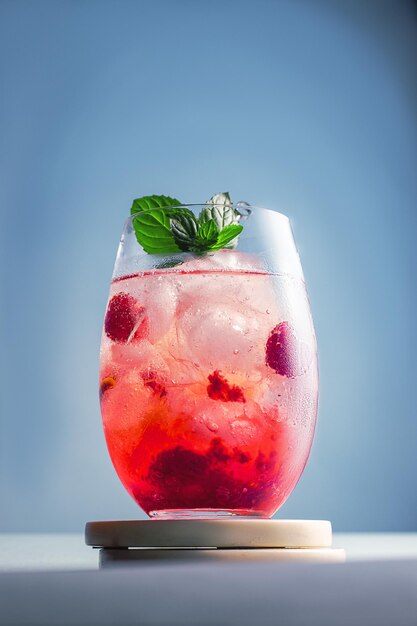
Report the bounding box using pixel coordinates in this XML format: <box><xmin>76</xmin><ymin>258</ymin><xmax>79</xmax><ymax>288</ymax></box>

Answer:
<box><xmin>164</xmin><ymin>384</ymin><xmax>261</xmax><ymax>448</ymax></box>
<box><xmin>174</xmin><ymin>253</ymin><xmax>281</xmax><ymax>323</ymax></box>
<box><xmin>179</xmin><ymin>249</ymin><xmax>265</xmax><ymax>273</ymax></box>
<box><xmin>140</xmin><ymin>275</ymin><xmax>178</xmax><ymax>344</ymax></box>
<box><xmin>230</xmin><ymin>418</ymin><xmax>257</xmax><ymax>445</ymax></box>
<box><xmin>112</xmin><ymin>274</ymin><xmax>178</xmax><ymax>345</ymax></box>
<box><xmin>176</xmin><ymin>302</ymin><xmax>265</xmax><ymax>375</ymax></box>
<box><xmin>109</xmin><ymin>338</ymin><xmax>170</xmax><ymax>382</ymax></box>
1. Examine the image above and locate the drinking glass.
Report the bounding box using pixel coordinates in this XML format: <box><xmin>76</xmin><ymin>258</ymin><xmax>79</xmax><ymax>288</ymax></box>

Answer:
<box><xmin>99</xmin><ymin>204</ymin><xmax>318</xmax><ymax>518</ymax></box>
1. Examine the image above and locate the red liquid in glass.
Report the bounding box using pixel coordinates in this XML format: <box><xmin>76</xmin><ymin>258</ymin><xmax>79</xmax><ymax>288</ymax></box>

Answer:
<box><xmin>100</xmin><ymin>255</ymin><xmax>317</xmax><ymax>518</ymax></box>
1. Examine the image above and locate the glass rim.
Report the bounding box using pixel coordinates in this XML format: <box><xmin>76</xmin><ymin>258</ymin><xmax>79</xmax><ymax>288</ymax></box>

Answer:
<box><xmin>129</xmin><ymin>204</ymin><xmax>290</xmax><ymax>222</ymax></box>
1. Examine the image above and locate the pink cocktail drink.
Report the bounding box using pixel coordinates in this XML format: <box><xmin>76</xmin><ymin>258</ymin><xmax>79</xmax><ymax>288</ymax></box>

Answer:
<box><xmin>100</xmin><ymin>251</ymin><xmax>317</xmax><ymax>518</ymax></box>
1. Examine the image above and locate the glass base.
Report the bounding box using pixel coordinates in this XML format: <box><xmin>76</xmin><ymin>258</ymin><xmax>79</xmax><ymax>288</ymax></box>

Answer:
<box><xmin>149</xmin><ymin>508</ymin><xmax>267</xmax><ymax>520</ymax></box>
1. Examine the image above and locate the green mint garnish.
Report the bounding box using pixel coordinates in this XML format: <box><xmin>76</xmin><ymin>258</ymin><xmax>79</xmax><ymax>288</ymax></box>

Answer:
<box><xmin>155</xmin><ymin>258</ymin><xmax>184</xmax><ymax>269</ymax></box>
<box><xmin>210</xmin><ymin>223</ymin><xmax>243</xmax><ymax>250</ymax></box>
<box><xmin>130</xmin><ymin>192</ymin><xmax>243</xmax><ymax>255</ymax></box>
<box><xmin>170</xmin><ymin>212</ymin><xmax>198</xmax><ymax>251</ymax></box>
<box><xmin>131</xmin><ymin>195</ymin><xmax>181</xmax><ymax>213</ymax></box>
<box><xmin>130</xmin><ymin>195</ymin><xmax>195</xmax><ymax>254</ymax></box>
<box><xmin>199</xmin><ymin>192</ymin><xmax>240</xmax><ymax>230</ymax></box>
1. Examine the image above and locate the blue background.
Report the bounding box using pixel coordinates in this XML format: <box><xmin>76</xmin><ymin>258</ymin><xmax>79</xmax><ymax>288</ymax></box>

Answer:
<box><xmin>1</xmin><ymin>0</ymin><xmax>416</xmax><ymax>532</ymax></box>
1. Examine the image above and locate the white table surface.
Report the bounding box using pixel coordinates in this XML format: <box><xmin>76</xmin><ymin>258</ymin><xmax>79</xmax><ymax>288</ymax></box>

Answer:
<box><xmin>1</xmin><ymin>533</ymin><xmax>417</xmax><ymax>626</ymax></box>
<box><xmin>1</xmin><ymin>532</ymin><xmax>417</xmax><ymax>571</ymax></box>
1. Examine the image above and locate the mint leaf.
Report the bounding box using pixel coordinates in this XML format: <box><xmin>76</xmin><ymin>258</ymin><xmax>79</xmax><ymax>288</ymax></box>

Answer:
<box><xmin>130</xmin><ymin>192</ymin><xmax>245</xmax><ymax>255</ymax></box>
<box><xmin>210</xmin><ymin>224</ymin><xmax>243</xmax><ymax>251</ymax></box>
<box><xmin>199</xmin><ymin>192</ymin><xmax>239</xmax><ymax>230</ymax></box>
<box><xmin>171</xmin><ymin>210</ymin><xmax>198</xmax><ymax>251</ymax></box>
<box><xmin>155</xmin><ymin>258</ymin><xmax>184</xmax><ymax>269</ymax></box>
<box><xmin>188</xmin><ymin>219</ymin><xmax>219</xmax><ymax>254</ymax></box>
<box><xmin>131</xmin><ymin>195</ymin><xmax>189</xmax><ymax>254</ymax></box>
<box><xmin>206</xmin><ymin>191</ymin><xmax>232</xmax><ymax>210</ymax></box>
<box><xmin>132</xmin><ymin>208</ymin><xmax>181</xmax><ymax>254</ymax></box>
<box><xmin>131</xmin><ymin>195</ymin><xmax>181</xmax><ymax>215</ymax></box>
<box><xmin>197</xmin><ymin>219</ymin><xmax>219</xmax><ymax>243</ymax></box>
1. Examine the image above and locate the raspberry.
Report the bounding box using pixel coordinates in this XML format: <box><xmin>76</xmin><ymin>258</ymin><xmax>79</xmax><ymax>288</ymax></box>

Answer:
<box><xmin>265</xmin><ymin>321</ymin><xmax>303</xmax><ymax>378</ymax></box>
<box><xmin>207</xmin><ymin>370</ymin><xmax>246</xmax><ymax>403</ymax></box>
<box><xmin>104</xmin><ymin>292</ymin><xmax>147</xmax><ymax>343</ymax></box>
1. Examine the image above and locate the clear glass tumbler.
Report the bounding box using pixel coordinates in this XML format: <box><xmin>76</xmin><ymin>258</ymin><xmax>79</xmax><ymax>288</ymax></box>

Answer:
<box><xmin>99</xmin><ymin>204</ymin><xmax>318</xmax><ymax>518</ymax></box>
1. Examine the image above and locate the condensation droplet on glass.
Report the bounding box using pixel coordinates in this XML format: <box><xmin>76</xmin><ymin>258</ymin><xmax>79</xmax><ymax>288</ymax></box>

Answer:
<box><xmin>233</xmin><ymin>348</ymin><xmax>239</xmax><ymax>355</ymax></box>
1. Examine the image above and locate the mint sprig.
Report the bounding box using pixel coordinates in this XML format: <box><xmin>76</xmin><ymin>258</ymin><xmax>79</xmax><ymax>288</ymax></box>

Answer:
<box><xmin>130</xmin><ymin>192</ymin><xmax>244</xmax><ymax>255</ymax></box>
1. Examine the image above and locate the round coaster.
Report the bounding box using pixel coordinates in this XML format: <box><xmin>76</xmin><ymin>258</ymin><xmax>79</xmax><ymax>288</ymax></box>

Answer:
<box><xmin>100</xmin><ymin>547</ymin><xmax>346</xmax><ymax>566</ymax></box>
<box><xmin>85</xmin><ymin>519</ymin><xmax>333</xmax><ymax>549</ymax></box>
